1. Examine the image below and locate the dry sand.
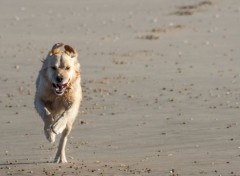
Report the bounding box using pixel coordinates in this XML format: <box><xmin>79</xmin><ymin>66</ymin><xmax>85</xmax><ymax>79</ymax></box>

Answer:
<box><xmin>1</xmin><ymin>0</ymin><xmax>240</xmax><ymax>175</ymax></box>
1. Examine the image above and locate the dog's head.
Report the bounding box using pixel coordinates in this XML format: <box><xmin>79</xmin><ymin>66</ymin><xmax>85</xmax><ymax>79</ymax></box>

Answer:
<box><xmin>44</xmin><ymin>43</ymin><xmax>80</xmax><ymax>96</ymax></box>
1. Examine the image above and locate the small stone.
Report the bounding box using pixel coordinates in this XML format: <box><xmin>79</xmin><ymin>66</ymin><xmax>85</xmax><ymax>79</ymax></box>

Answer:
<box><xmin>152</xmin><ymin>18</ymin><xmax>158</xmax><ymax>23</ymax></box>
<box><xmin>15</xmin><ymin>16</ymin><xmax>20</xmax><ymax>21</ymax></box>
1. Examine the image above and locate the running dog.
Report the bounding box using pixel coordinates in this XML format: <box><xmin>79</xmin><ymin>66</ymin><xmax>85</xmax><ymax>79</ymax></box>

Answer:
<box><xmin>34</xmin><ymin>43</ymin><xmax>82</xmax><ymax>163</ymax></box>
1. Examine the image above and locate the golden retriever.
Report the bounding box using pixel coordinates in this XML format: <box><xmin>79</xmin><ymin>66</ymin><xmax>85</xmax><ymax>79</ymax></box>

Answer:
<box><xmin>34</xmin><ymin>43</ymin><xmax>82</xmax><ymax>163</ymax></box>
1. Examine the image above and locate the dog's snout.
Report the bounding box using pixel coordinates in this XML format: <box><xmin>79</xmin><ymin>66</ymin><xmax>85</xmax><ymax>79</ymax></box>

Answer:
<box><xmin>56</xmin><ymin>75</ymin><xmax>63</xmax><ymax>83</ymax></box>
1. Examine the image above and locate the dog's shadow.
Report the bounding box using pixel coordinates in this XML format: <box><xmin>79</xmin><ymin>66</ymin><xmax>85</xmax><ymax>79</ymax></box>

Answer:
<box><xmin>0</xmin><ymin>161</ymin><xmax>52</xmax><ymax>166</ymax></box>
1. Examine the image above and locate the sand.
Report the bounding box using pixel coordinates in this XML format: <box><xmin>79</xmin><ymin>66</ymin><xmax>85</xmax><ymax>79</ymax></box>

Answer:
<box><xmin>1</xmin><ymin>0</ymin><xmax>240</xmax><ymax>175</ymax></box>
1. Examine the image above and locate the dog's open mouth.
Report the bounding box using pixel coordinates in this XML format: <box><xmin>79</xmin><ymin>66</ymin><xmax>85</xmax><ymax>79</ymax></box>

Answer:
<box><xmin>52</xmin><ymin>82</ymin><xmax>69</xmax><ymax>96</ymax></box>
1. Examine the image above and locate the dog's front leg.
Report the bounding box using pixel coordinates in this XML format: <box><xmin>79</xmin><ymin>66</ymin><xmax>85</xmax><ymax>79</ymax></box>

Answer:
<box><xmin>51</xmin><ymin>112</ymin><xmax>68</xmax><ymax>135</ymax></box>
<box><xmin>34</xmin><ymin>98</ymin><xmax>56</xmax><ymax>143</ymax></box>
<box><xmin>53</xmin><ymin>113</ymin><xmax>74</xmax><ymax>163</ymax></box>
<box><xmin>53</xmin><ymin>103</ymin><xmax>79</xmax><ymax>163</ymax></box>
<box><xmin>54</xmin><ymin>126</ymin><xmax>71</xmax><ymax>163</ymax></box>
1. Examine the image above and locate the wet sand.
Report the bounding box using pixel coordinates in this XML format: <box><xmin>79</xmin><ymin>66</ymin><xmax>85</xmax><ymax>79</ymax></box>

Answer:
<box><xmin>1</xmin><ymin>0</ymin><xmax>240</xmax><ymax>175</ymax></box>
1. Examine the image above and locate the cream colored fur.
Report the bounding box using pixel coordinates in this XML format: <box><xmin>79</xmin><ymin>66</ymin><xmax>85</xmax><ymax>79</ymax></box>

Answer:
<box><xmin>34</xmin><ymin>43</ymin><xmax>82</xmax><ymax>163</ymax></box>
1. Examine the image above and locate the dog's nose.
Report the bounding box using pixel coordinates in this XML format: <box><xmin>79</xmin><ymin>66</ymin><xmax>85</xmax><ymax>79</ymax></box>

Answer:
<box><xmin>56</xmin><ymin>75</ymin><xmax>63</xmax><ymax>83</ymax></box>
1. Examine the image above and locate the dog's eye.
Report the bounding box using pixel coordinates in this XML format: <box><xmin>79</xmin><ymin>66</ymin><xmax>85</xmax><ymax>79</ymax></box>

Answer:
<box><xmin>65</xmin><ymin>66</ymin><xmax>70</xmax><ymax>70</ymax></box>
<box><xmin>51</xmin><ymin>66</ymin><xmax>57</xmax><ymax>70</ymax></box>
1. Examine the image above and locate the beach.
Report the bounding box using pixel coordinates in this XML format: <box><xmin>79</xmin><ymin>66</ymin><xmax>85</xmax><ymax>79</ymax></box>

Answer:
<box><xmin>1</xmin><ymin>0</ymin><xmax>240</xmax><ymax>175</ymax></box>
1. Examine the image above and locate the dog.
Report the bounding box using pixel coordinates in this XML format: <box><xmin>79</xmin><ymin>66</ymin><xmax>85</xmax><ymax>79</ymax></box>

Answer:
<box><xmin>34</xmin><ymin>43</ymin><xmax>82</xmax><ymax>163</ymax></box>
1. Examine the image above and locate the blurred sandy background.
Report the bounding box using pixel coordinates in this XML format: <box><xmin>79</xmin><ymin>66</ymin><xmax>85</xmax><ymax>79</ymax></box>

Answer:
<box><xmin>1</xmin><ymin>0</ymin><xmax>240</xmax><ymax>175</ymax></box>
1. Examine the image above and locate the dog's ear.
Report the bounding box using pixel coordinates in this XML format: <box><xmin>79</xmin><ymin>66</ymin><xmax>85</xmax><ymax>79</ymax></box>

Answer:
<box><xmin>64</xmin><ymin>45</ymin><xmax>78</xmax><ymax>58</ymax></box>
<box><xmin>49</xmin><ymin>43</ymin><xmax>64</xmax><ymax>56</ymax></box>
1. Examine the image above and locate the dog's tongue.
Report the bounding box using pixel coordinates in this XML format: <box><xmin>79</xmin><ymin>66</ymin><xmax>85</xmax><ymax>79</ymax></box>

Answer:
<box><xmin>60</xmin><ymin>82</ymin><xmax>68</xmax><ymax>88</ymax></box>
<box><xmin>56</xmin><ymin>84</ymin><xmax>63</xmax><ymax>89</ymax></box>
<box><xmin>53</xmin><ymin>82</ymin><xmax>68</xmax><ymax>91</ymax></box>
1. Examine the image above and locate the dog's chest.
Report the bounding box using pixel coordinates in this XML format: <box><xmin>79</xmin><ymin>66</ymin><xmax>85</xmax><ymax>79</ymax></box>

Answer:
<box><xmin>44</xmin><ymin>95</ymin><xmax>72</xmax><ymax>117</ymax></box>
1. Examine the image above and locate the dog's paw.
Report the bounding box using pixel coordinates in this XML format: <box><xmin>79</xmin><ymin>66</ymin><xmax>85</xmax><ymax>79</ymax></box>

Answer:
<box><xmin>51</xmin><ymin>116</ymin><xmax>68</xmax><ymax>135</ymax></box>
<box><xmin>54</xmin><ymin>155</ymin><xmax>67</xmax><ymax>163</ymax></box>
<box><xmin>44</xmin><ymin>127</ymin><xmax>56</xmax><ymax>143</ymax></box>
